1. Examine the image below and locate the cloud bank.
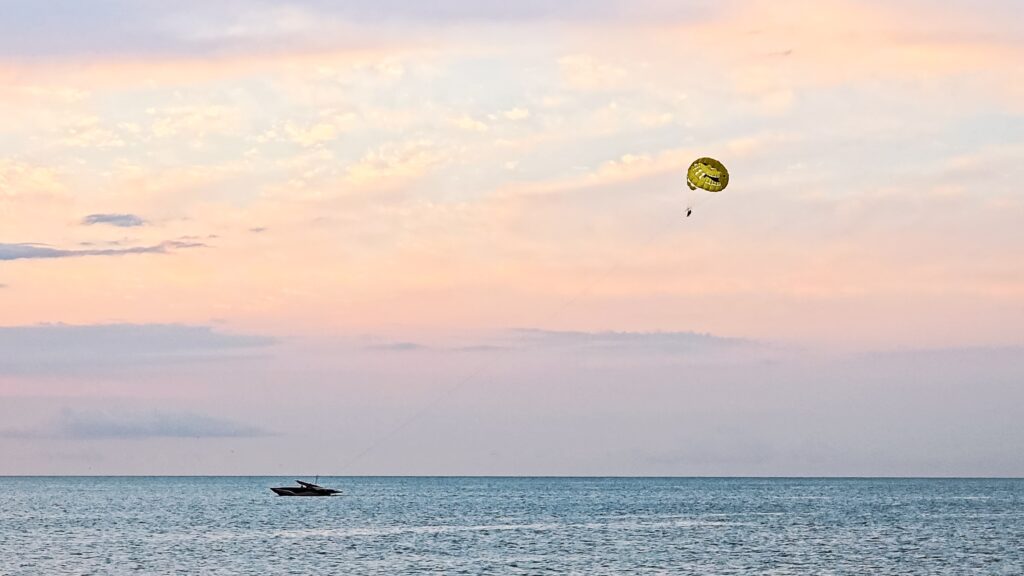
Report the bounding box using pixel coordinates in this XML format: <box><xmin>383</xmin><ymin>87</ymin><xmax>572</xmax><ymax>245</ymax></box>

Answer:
<box><xmin>509</xmin><ymin>329</ymin><xmax>755</xmax><ymax>350</ymax></box>
<box><xmin>0</xmin><ymin>323</ymin><xmax>275</xmax><ymax>374</ymax></box>
<box><xmin>82</xmin><ymin>213</ymin><xmax>146</xmax><ymax>227</ymax></box>
<box><xmin>0</xmin><ymin>0</ymin><xmax>724</xmax><ymax>59</ymax></box>
<box><xmin>1</xmin><ymin>408</ymin><xmax>268</xmax><ymax>439</ymax></box>
<box><xmin>0</xmin><ymin>241</ymin><xmax>204</xmax><ymax>261</ymax></box>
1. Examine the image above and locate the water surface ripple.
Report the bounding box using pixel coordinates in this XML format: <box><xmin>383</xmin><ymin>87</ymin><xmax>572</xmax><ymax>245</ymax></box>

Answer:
<box><xmin>1</xmin><ymin>477</ymin><xmax>1021</xmax><ymax>574</ymax></box>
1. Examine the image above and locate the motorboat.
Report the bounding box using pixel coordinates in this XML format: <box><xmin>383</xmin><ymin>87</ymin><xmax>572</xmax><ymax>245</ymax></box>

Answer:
<box><xmin>270</xmin><ymin>480</ymin><xmax>341</xmax><ymax>497</ymax></box>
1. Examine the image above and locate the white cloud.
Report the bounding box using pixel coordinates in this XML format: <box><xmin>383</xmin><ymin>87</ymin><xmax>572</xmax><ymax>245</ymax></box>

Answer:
<box><xmin>452</xmin><ymin>115</ymin><xmax>489</xmax><ymax>132</ymax></box>
<box><xmin>559</xmin><ymin>55</ymin><xmax>627</xmax><ymax>91</ymax></box>
<box><xmin>149</xmin><ymin>105</ymin><xmax>242</xmax><ymax>139</ymax></box>
<box><xmin>0</xmin><ymin>160</ymin><xmax>65</xmax><ymax>199</ymax></box>
<box><xmin>284</xmin><ymin>121</ymin><xmax>339</xmax><ymax>147</ymax></box>
<box><xmin>503</xmin><ymin>107</ymin><xmax>531</xmax><ymax>120</ymax></box>
<box><xmin>59</xmin><ymin>115</ymin><xmax>126</xmax><ymax>148</ymax></box>
<box><xmin>345</xmin><ymin>140</ymin><xmax>448</xmax><ymax>186</ymax></box>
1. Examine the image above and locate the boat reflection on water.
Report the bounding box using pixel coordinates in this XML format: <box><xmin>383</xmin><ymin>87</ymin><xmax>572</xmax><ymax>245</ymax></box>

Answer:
<box><xmin>270</xmin><ymin>480</ymin><xmax>341</xmax><ymax>497</ymax></box>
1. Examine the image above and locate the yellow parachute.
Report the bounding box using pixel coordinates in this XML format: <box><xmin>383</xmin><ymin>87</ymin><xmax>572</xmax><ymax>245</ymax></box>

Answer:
<box><xmin>686</xmin><ymin>157</ymin><xmax>729</xmax><ymax>193</ymax></box>
<box><xmin>684</xmin><ymin>157</ymin><xmax>729</xmax><ymax>216</ymax></box>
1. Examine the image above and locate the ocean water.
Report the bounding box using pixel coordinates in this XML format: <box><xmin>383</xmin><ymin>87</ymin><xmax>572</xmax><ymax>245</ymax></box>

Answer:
<box><xmin>1</xmin><ymin>477</ymin><xmax>1021</xmax><ymax>575</ymax></box>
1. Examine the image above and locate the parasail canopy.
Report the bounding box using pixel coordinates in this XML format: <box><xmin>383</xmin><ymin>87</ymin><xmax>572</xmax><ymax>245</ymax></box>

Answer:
<box><xmin>686</xmin><ymin>157</ymin><xmax>729</xmax><ymax>193</ymax></box>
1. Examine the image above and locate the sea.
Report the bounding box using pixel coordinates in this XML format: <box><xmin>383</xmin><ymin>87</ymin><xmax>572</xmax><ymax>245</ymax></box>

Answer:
<box><xmin>1</xmin><ymin>477</ymin><xmax>1021</xmax><ymax>575</ymax></box>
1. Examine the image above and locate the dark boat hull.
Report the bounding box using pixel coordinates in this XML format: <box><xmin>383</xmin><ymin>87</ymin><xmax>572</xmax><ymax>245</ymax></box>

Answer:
<box><xmin>272</xmin><ymin>485</ymin><xmax>335</xmax><ymax>496</ymax></box>
<box><xmin>270</xmin><ymin>485</ymin><xmax>341</xmax><ymax>496</ymax></box>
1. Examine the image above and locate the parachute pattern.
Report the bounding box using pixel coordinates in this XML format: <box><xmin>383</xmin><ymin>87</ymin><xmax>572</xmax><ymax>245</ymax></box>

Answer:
<box><xmin>686</xmin><ymin>157</ymin><xmax>729</xmax><ymax>193</ymax></box>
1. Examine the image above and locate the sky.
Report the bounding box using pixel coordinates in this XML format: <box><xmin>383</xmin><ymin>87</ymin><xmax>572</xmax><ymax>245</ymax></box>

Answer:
<box><xmin>1</xmin><ymin>0</ymin><xmax>1022</xmax><ymax>476</ymax></box>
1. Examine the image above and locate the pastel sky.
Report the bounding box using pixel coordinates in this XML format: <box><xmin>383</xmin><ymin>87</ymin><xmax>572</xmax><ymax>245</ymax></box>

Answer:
<box><xmin>1</xmin><ymin>0</ymin><xmax>1022</xmax><ymax>475</ymax></box>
